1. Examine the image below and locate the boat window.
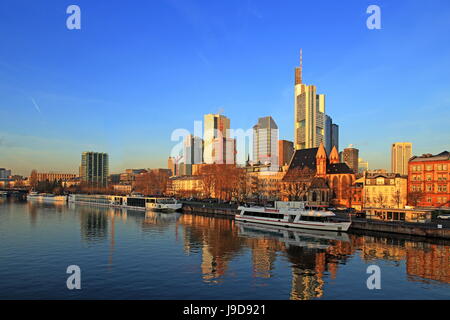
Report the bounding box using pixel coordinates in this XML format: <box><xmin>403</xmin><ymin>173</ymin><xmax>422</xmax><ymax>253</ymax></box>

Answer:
<box><xmin>243</xmin><ymin>211</ymin><xmax>283</xmax><ymax>219</ymax></box>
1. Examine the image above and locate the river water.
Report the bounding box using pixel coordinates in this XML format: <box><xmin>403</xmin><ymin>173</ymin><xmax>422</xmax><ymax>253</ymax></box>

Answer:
<box><xmin>0</xmin><ymin>199</ymin><xmax>449</xmax><ymax>300</ymax></box>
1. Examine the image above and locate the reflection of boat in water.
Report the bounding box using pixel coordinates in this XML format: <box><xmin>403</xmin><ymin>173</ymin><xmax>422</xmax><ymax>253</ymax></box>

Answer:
<box><xmin>144</xmin><ymin>211</ymin><xmax>181</xmax><ymax>224</ymax></box>
<box><xmin>237</xmin><ymin>202</ymin><xmax>351</xmax><ymax>232</ymax></box>
<box><xmin>27</xmin><ymin>192</ymin><xmax>67</xmax><ymax>203</ymax></box>
<box><xmin>236</xmin><ymin>221</ymin><xmax>349</xmax><ymax>249</ymax></box>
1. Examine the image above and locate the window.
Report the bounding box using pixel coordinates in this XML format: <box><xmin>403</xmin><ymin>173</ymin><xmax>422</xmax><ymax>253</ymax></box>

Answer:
<box><xmin>426</xmin><ymin>175</ymin><xmax>432</xmax><ymax>181</ymax></box>
<box><xmin>426</xmin><ymin>185</ymin><xmax>433</xmax><ymax>192</ymax></box>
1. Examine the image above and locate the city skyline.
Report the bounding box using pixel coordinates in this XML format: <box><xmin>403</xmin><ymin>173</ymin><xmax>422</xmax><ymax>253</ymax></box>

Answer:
<box><xmin>1</xmin><ymin>1</ymin><xmax>450</xmax><ymax>176</ymax></box>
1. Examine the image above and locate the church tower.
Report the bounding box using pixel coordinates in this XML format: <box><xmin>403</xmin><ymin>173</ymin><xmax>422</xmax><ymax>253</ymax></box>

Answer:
<box><xmin>316</xmin><ymin>142</ymin><xmax>327</xmax><ymax>177</ymax></box>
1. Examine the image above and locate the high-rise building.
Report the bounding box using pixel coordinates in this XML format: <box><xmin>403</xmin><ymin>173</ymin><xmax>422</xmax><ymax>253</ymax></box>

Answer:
<box><xmin>183</xmin><ymin>134</ymin><xmax>203</xmax><ymax>165</ymax></box>
<box><xmin>212</xmin><ymin>137</ymin><xmax>236</xmax><ymax>165</ymax></box>
<box><xmin>358</xmin><ymin>158</ymin><xmax>369</xmax><ymax>174</ymax></box>
<box><xmin>167</xmin><ymin>157</ymin><xmax>176</xmax><ymax>176</ymax></box>
<box><xmin>203</xmin><ymin>114</ymin><xmax>233</xmax><ymax>164</ymax></box>
<box><xmin>294</xmin><ymin>50</ymin><xmax>326</xmax><ymax>150</ymax></box>
<box><xmin>392</xmin><ymin>142</ymin><xmax>412</xmax><ymax>175</ymax></box>
<box><xmin>278</xmin><ymin>140</ymin><xmax>294</xmax><ymax>167</ymax></box>
<box><xmin>253</xmin><ymin>116</ymin><xmax>278</xmax><ymax>170</ymax></box>
<box><xmin>331</xmin><ymin>124</ymin><xmax>339</xmax><ymax>153</ymax></box>
<box><xmin>324</xmin><ymin>115</ymin><xmax>339</xmax><ymax>154</ymax></box>
<box><xmin>340</xmin><ymin>147</ymin><xmax>359</xmax><ymax>174</ymax></box>
<box><xmin>0</xmin><ymin>168</ymin><xmax>11</xmax><ymax>179</ymax></box>
<box><xmin>80</xmin><ymin>152</ymin><xmax>109</xmax><ymax>187</ymax></box>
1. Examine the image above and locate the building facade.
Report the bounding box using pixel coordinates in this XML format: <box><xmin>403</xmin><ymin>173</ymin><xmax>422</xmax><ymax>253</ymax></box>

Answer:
<box><xmin>363</xmin><ymin>172</ymin><xmax>408</xmax><ymax>209</ymax></box>
<box><xmin>324</xmin><ymin>116</ymin><xmax>339</xmax><ymax>155</ymax></box>
<box><xmin>203</xmin><ymin>113</ymin><xmax>231</xmax><ymax>164</ymax></box>
<box><xmin>253</xmin><ymin>116</ymin><xmax>279</xmax><ymax>171</ymax></box>
<box><xmin>80</xmin><ymin>152</ymin><xmax>109</xmax><ymax>187</ymax></box>
<box><xmin>184</xmin><ymin>134</ymin><xmax>203</xmax><ymax>165</ymax></box>
<box><xmin>278</xmin><ymin>140</ymin><xmax>294</xmax><ymax>167</ymax></box>
<box><xmin>408</xmin><ymin>151</ymin><xmax>450</xmax><ymax>208</ymax></box>
<box><xmin>0</xmin><ymin>168</ymin><xmax>11</xmax><ymax>179</ymax></box>
<box><xmin>35</xmin><ymin>172</ymin><xmax>77</xmax><ymax>182</ymax></box>
<box><xmin>282</xmin><ymin>143</ymin><xmax>355</xmax><ymax>207</ymax></box>
<box><xmin>392</xmin><ymin>142</ymin><xmax>412</xmax><ymax>176</ymax></box>
<box><xmin>341</xmin><ymin>147</ymin><xmax>359</xmax><ymax>174</ymax></box>
<box><xmin>294</xmin><ymin>51</ymin><xmax>326</xmax><ymax>150</ymax></box>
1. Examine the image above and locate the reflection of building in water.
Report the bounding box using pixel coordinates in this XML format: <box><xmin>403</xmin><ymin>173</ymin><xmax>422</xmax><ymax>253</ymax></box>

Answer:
<box><xmin>179</xmin><ymin>214</ymin><xmax>245</xmax><ymax>282</ymax></box>
<box><xmin>406</xmin><ymin>244</ymin><xmax>450</xmax><ymax>284</ymax></box>
<box><xmin>286</xmin><ymin>246</ymin><xmax>325</xmax><ymax>300</ymax></box>
<box><xmin>246</xmin><ymin>238</ymin><xmax>284</xmax><ymax>279</ymax></box>
<box><xmin>80</xmin><ymin>208</ymin><xmax>108</xmax><ymax>242</ymax></box>
<box><xmin>355</xmin><ymin>235</ymin><xmax>450</xmax><ymax>284</ymax></box>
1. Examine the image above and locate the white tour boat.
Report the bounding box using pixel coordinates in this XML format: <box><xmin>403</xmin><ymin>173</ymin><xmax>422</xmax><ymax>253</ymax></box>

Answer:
<box><xmin>236</xmin><ymin>202</ymin><xmax>351</xmax><ymax>232</ymax></box>
<box><xmin>68</xmin><ymin>194</ymin><xmax>182</xmax><ymax>212</ymax></box>
<box><xmin>27</xmin><ymin>192</ymin><xmax>68</xmax><ymax>203</ymax></box>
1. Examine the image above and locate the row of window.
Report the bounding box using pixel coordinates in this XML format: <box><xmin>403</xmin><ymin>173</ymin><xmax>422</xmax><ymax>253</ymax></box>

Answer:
<box><xmin>411</xmin><ymin>164</ymin><xmax>448</xmax><ymax>172</ymax></box>
<box><xmin>411</xmin><ymin>185</ymin><xmax>449</xmax><ymax>192</ymax></box>
<box><xmin>242</xmin><ymin>211</ymin><xmax>284</xmax><ymax>219</ymax></box>
<box><xmin>425</xmin><ymin>197</ymin><xmax>448</xmax><ymax>203</ymax></box>
<box><xmin>411</xmin><ymin>175</ymin><xmax>448</xmax><ymax>181</ymax></box>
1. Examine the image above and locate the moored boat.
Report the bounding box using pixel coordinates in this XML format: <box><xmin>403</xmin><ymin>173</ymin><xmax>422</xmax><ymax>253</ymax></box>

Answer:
<box><xmin>68</xmin><ymin>194</ymin><xmax>182</xmax><ymax>212</ymax></box>
<box><xmin>27</xmin><ymin>192</ymin><xmax>67</xmax><ymax>203</ymax></box>
<box><xmin>236</xmin><ymin>201</ymin><xmax>351</xmax><ymax>232</ymax></box>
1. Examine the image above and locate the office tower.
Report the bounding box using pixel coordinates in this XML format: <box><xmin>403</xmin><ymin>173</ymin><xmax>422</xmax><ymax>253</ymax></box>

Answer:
<box><xmin>278</xmin><ymin>140</ymin><xmax>294</xmax><ymax>167</ymax></box>
<box><xmin>324</xmin><ymin>116</ymin><xmax>339</xmax><ymax>154</ymax></box>
<box><xmin>294</xmin><ymin>50</ymin><xmax>326</xmax><ymax>150</ymax></box>
<box><xmin>331</xmin><ymin>124</ymin><xmax>339</xmax><ymax>152</ymax></box>
<box><xmin>203</xmin><ymin>114</ymin><xmax>232</xmax><ymax>164</ymax></box>
<box><xmin>341</xmin><ymin>147</ymin><xmax>359</xmax><ymax>174</ymax></box>
<box><xmin>212</xmin><ymin>137</ymin><xmax>236</xmax><ymax>165</ymax></box>
<box><xmin>0</xmin><ymin>168</ymin><xmax>11</xmax><ymax>179</ymax></box>
<box><xmin>392</xmin><ymin>142</ymin><xmax>412</xmax><ymax>175</ymax></box>
<box><xmin>80</xmin><ymin>152</ymin><xmax>109</xmax><ymax>187</ymax></box>
<box><xmin>253</xmin><ymin>116</ymin><xmax>279</xmax><ymax>170</ymax></box>
<box><xmin>167</xmin><ymin>157</ymin><xmax>176</xmax><ymax>176</ymax></box>
<box><xmin>358</xmin><ymin>158</ymin><xmax>369</xmax><ymax>174</ymax></box>
<box><xmin>183</xmin><ymin>134</ymin><xmax>203</xmax><ymax>165</ymax></box>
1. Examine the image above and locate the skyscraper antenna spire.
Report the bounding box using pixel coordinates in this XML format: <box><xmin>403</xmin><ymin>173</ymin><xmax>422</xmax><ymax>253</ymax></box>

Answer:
<box><xmin>300</xmin><ymin>48</ymin><xmax>303</xmax><ymax>69</ymax></box>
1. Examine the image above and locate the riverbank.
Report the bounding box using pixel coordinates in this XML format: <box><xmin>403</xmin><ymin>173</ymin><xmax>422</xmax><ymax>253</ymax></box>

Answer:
<box><xmin>181</xmin><ymin>202</ymin><xmax>450</xmax><ymax>240</ymax></box>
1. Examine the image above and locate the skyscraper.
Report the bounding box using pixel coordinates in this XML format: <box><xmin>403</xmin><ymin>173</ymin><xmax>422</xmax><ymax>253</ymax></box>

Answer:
<box><xmin>392</xmin><ymin>142</ymin><xmax>412</xmax><ymax>175</ymax></box>
<box><xmin>203</xmin><ymin>114</ymin><xmax>234</xmax><ymax>164</ymax></box>
<box><xmin>294</xmin><ymin>50</ymin><xmax>326</xmax><ymax>150</ymax></box>
<box><xmin>183</xmin><ymin>134</ymin><xmax>203</xmax><ymax>165</ymax></box>
<box><xmin>80</xmin><ymin>152</ymin><xmax>109</xmax><ymax>187</ymax></box>
<box><xmin>341</xmin><ymin>147</ymin><xmax>359</xmax><ymax>174</ymax></box>
<box><xmin>278</xmin><ymin>140</ymin><xmax>294</xmax><ymax>167</ymax></box>
<box><xmin>324</xmin><ymin>115</ymin><xmax>339</xmax><ymax>154</ymax></box>
<box><xmin>253</xmin><ymin>116</ymin><xmax>279</xmax><ymax>170</ymax></box>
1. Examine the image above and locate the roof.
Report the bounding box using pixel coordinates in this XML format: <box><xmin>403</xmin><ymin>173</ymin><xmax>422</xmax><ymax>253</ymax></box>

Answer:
<box><xmin>410</xmin><ymin>151</ymin><xmax>450</xmax><ymax>162</ymax></box>
<box><xmin>327</xmin><ymin>163</ymin><xmax>354</xmax><ymax>174</ymax></box>
<box><xmin>287</xmin><ymin>148</ymin><xmax>319</xmax><ymax>171</ymax></box>
<box><xmin>286</xmin><ymin>147</ymin><xmax>354</xmax><ymax>176</ymax></box>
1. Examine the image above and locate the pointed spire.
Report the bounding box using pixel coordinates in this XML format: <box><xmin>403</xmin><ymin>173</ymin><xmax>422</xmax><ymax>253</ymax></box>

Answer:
<box><xmin>330</xmin><ymin>146</ymin><xmax>339</xmax><ymax>164</ymax></box>
<box><xmin>295</xmin><ymin>49</ymin><xmax>303</xmax><ymax>85</ymax></box>
<box><xmin>300</xmin><ymin>48</ymin><xmax>303</xmax><ymax>69</ymax></box>
<box><xmin>316</xmin><ymin>141</ymin><xmax>327</xmax><ymax>159</ymax></box>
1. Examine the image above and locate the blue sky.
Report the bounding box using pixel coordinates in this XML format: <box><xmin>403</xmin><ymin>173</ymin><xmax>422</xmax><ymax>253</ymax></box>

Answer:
<box><xmin>1</xmin><ymin>0</ymin><xmax>450</xmax><ymax>175</ymax></box>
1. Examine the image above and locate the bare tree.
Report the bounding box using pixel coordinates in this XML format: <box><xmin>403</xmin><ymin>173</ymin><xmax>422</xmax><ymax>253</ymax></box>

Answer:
<box><xmin>408</xmin><ymin>190</ymin><xmax>424</xmax><ymax>207</ymax></box>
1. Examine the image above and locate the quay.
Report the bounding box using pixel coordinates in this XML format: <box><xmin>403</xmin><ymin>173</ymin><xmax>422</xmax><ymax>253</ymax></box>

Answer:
<box><xmin>181</xmin><ymin>201</ymin><xmax>450</xmax><ymax>240</ymax></box>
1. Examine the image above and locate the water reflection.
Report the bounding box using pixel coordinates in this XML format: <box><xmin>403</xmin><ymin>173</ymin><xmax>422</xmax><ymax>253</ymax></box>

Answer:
<box><xmin>1</xmin><ymin>200</ymin><xmax>448</xmax><ymax>299</ymax></box>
